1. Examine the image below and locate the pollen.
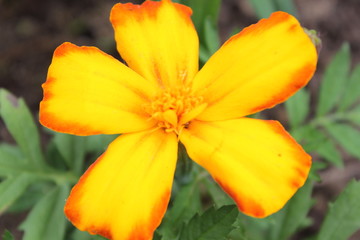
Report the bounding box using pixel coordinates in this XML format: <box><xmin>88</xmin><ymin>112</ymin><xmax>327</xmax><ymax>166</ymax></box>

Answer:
<box><xmin>145</xmin><ymin>86</ymin><xmax>206</xmax><ymax>134</ymax></box>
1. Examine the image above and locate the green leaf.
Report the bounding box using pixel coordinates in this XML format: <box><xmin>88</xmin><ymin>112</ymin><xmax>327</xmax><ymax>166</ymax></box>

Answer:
<box><xmin>0</xmin><ymin>144</ymin><xmax>23</xmax><ymax>165</ymax></box>
<box><xmin>53</xmin><ymin>132</ymin><xmax>86</xmax><ymax>174</ymax></box>
<box><xmin>0</xmin><ymin>144</ymin><xmax>37</xmax><ymax>177</ymax></box>
<box><xmin>339</xmin><ymin>64</ymin><xmax>360</xmax><ymax>110</ymax></box>
<box><xmin>91</xmin><ymin>236</ymin><xmax>108</xmax><ymax>240</ymax></box>
<box><xmin>0</xmin><ymin>143</ymin><xmax>76</xmax><ymax>185</ymax></box>
<box><xmin>227</xmin><ymin>221</ymin><xmax>249</xmax><ymax>240</ymax></box>
<box><xmin>85</xmin><ymin>134</ymin><xmax>117</xmax><ymax>155</ymax></box>
<box><xmin>0</xmin><ymin>89</ymin><xmax>45</xmax><ymax>168</ymax></box>
<box><xmin>293</xmin><ymin>126</ymin><xmax>343</xmax><ymax>167</ymax></box>
<box><xmin>167</xmin><ymin>182</ymin><xmax>201</xmax><ymax>225</ymax></box>
<box><xmin>160</xmin><ymin>181</ymin><xmax>202</xmax><ymax>238</ymax></box>
<box><xmin>236</xmin><ymin>213</ymin><xmax>274</xmax><ymax>240</ymax></box>
<box><xmin>199</xmin><ymin>45</ymin><xmax>212</xmax><ymax>64</ymax></box>
<box><xmin>0</xmin><ymin>174</ymin><xmax>33</xmax><ymax>214</ymax></box>
<box><xmin>348</xmin><ymin>105</ymin><xmax>360</xmax><ymax>126</ymax></box>
<box><xmin>274</xmin><ymin>0</ymin><xmax>298</xmax><ymax>16</ymax></box>
<box><xmin>316</xmin><ymin>43</ymin><xmax>350</xmax><ymax>116</ymax></box>
<box><xmin>70</xmin><ymin>230</ymin><xmax>92</xmax><ymax>240</ymax></box>
<box><xmin>248</xmin><ymin>0</ymin><xmax>276</xmax><ymax>18</ymax></box>
<box><xmin>70</xmin><ymin>229</ymin><xmax>108</xmax><ymax>240</ymax></box>
<box><xmin>2</xmin><ymin>230</ymin><xmax>14</xmax><ymax>240</ymax></box>
<box><xmin>291</xmin><ymin>125</ymin><xmax>326</xmax><ymax>152</ymax></box>
<box><xmin>202</xmin><ymin>177</ymin><xmax>233</xmax><ymax>207</ymax></box>
<box><xmin>8</xmin><ymin>182</ymin><xmax>53</xmax><ymax>213</ymax></box>
<box><xmin>285</xmin><ymin>88</ymin><xmax>310</xmax><ymax>128</ymax></box>
<box><xmin>20</xmin><ymin>184</ymin><xmax>70</xmax><ymax>240</ymax></box>
<box><xmin>45</xmin><ymin>141</ymin><xmax>68</xmax><ymax>170</ymax></box>
<box><xmin>153</xmin><ymin>231</ymin><xmax>162</xmax><ymax>240</ymax></box>
<box><xmin>203</xmin><ymin>17</ymin><xmax>220</xmax><ymax>56</ymax></box>
<box><xmin>270</xmin><ymin>181</ymin><xmax>314</xmax><ymax>240</ymax></box>
<box><xmin>181</xmin><ymin>0</ymin><xmax>221</xmax><ymax>47</ymax></box>
<box><xmin>316</xmin><ymin>137</ymin><xmax>343</xmax><ymax>167</ymax></box>
<box><xmin>179</xmin><ymin>205</ymin><xmax>238</xmax><ymax>240</ymax></box>
<box><xmin>308</xmin><ymin>161</ymin><xmax>327</xmax><ymax>182</ymax></box>
<box><xmin>317</xmin><ymin>180</ymin><xmax>360</xmax><ymax>240</ymax></box>
<box><xmin>324</xmin><ymin>123</ymin><xmax>360</xmax><ymax>159</ymax></box>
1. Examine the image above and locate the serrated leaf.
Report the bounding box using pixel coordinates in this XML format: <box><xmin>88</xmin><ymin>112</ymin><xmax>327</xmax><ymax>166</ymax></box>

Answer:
<box><xmin>179</xmin><ymin>205</ymin><xmax>239</xmax><ymax>240</ymax></box>
<box><xmin>339</xmin><ymin>64</ymin><xmax>360</xmax><ymax>110</ymax></box>
<box><xmin>324</xmin><ymin>123</ymin><xmax>360</xmax><ymax>159</ymax></box>
<box><xmin>1</xmin><ymin>230</ymin><xmax>14</xmax><ymax>240</ymax></box>
<box><xmin>202</xmin><ymin>177</ymin><xmax>233</xmax><ymax>207</ymax></box>
<box><xmin>0</xmin><ymin>89</ymin><xmax>45</xmax><ymax>168</ymax></box>
<box><xmin>285</xmin><ymin>88</ymin><xmax>310</xmax><ymax>128</ymax></box>
<box><xmin>316</xmin><ymin>43</ymin><xmax>350</xmax><ymax>116</ymax></box>
<box><xmin>248</xmin><ymin>0</ymin><xmax>276</xmax><ymax>18</ymax></box>
<box><xmin>317</xmin><ymin>180</ymin><xmax>360</xmax><ymax>240</ymax></box>
<box><xmin>0</xmin><ymin>174</ymin><xmax>33</xmax><ymax>214</ymax></box>
<box><xmin>20</xmin><ymin>184</ymin><xmax>70</xmax><ymax>240</ymax></box>
<box><xmin>270</xmin><ymin>181</ymin><xmax>314</xmax><ymax>240</ymax></box>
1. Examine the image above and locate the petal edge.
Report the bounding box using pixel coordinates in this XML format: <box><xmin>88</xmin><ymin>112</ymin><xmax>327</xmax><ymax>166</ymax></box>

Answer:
<box><xmin>193</xmin><ymin>11</ymin><xmax>317</xmax><ymax>121</ymax></box>
<box><xmin>65</xmin><ymin>129</ymin><xmax>178</xmax><ymax>239</ymax></box>
<box><xmin>180</xmin><ymin>118</ymin><xmax>311</xmax><ymax>217</ymax></box>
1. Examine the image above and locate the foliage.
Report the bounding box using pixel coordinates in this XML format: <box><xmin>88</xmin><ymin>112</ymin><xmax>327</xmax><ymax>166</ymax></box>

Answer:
<box><xmin>1</xmin><ymin>230</ymin><xmax>14</xmax><ymax>240</ymax></box>
<box><xmin>247</xmin><ymin>0</ymin><xmax>298</xmax><ymax>19</ymax></box>
<box><xmin>0</xmin><ymin>89</ymin><xmax>115</xmax><ymax>240</ymax></box>
<box><xmin>177</xmin><ymin>0</ymin><xmax>221</xmax><ymax>64</ymax></box>
<box><xmin>1</xmin><ymin>0</ymin><xmax>360</xmax><ymax>239</ymax></box>
<box><xmin>317</xmin><ymin>180</ymin><xmax>360</xmax><ymax>240</ymax></box>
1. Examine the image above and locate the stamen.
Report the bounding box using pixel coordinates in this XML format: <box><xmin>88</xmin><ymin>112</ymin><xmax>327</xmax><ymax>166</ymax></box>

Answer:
<box><xmin>145</xmin><ymin>86</ymin><xmax>205</xmax><ymax>133</ymax></box>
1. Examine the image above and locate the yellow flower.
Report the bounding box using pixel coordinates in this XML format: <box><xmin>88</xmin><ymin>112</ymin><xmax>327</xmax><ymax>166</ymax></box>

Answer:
<box><xmin>39</xmin><ymin>0</ymin><xmax>317</xmax><ymax>239</ymax></box>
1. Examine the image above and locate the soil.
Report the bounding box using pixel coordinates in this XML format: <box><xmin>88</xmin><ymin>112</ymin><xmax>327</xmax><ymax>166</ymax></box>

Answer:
<box><xmin>1</xmin><ymin>0</ymin><xmax>360</xmax><ymax>239</ymax></box>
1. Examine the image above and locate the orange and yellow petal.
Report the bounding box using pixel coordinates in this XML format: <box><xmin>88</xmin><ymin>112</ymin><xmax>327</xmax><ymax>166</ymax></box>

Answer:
<box><xmin>192</xmin><ymin>11</ymin><xmax>317</xmax><ymax>121</ymax></box>
<box><xmin>65</xmin><ymin>129</ymin><xmax>178</xmax><ymax>240</ymax></box>
<box><xmin>110</xmin><ymin>0</ymin><xmax>198</xmax><ymax>89</ymax></box>
<box><xmin>40</xmin><ymin>42</ymin><xmax>157</xmax><ymax>136</ymax></box>
<box><xmin>180</xmin><ymin>118</ymin><xmax>311</xmax><ymax>218</ymax></box>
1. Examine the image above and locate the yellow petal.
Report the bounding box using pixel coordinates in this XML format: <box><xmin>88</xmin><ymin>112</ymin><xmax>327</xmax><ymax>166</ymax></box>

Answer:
<box><xmin>40</xmin><ymin>42</ymin><xmax>157</xmax><ymax>136</ymax></box>
<box><xmin>110</xmin><ymin>0</ymin><xmax>198</xmax><ymax>88</ymax></box>
<box><xmin>180</xmin><ymin>118</ymin><xmax>311</xmax><ymax>217</ymax></box>
<box><xmin>192</xmin><ymin>12</ymin><xmax>317</xmax><ymax>121</ymax></box>
<box><xmin>65</xmin><ymin>129</ymin><xmax>178</xmax><ymax>240</ymax></box>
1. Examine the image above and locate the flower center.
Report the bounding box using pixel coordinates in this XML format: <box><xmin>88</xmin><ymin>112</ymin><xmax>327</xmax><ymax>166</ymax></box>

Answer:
<box><xmin>145</xmin><ymin>87</ymin><xmax>206</xmax><ymax>134</ymax></box>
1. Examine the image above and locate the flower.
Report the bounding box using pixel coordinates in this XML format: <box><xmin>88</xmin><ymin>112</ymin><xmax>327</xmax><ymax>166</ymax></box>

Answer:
<box><xmin>39</xmin><ymin>0</ymin><xmax>317</xmax><ymax>239</ymax></box>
